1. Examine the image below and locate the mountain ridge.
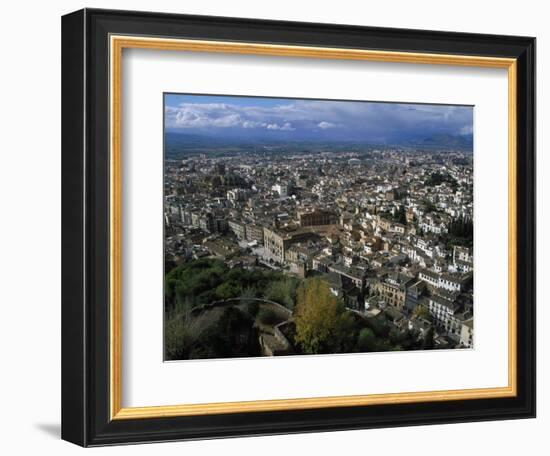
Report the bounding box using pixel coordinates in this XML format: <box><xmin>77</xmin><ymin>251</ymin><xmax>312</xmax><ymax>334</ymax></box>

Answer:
<box><xmin>165</xmin><ymin>131</ymin><xmax>473</xmax><ymax>158</ymax></box>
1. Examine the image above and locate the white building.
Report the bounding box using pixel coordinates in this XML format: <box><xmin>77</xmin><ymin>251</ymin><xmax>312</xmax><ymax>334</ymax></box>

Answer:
<box><xmin>272</xmin><ymin>182</ymin><xmax>292</xmax><ymax>197</ymax></box>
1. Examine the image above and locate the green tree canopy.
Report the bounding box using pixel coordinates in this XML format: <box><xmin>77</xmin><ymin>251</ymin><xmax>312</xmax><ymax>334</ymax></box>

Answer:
<box><xmin>356</xmin><ymin>327</ymin><xmax>377</xmax><ymax>352</ymax></box>
<box><xmin>264</xmin><ymin>277</ymin><xmax>300</xmax><ymax>310</ymax></box>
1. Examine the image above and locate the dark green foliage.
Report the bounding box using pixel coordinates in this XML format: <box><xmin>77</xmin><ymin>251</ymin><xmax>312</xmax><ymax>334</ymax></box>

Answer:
<box><xmin>164</xmin><ymin>259</ymin><xmax>296</xmax><ymax>313</ymax></box>
<box><xmin>443</xmin><ymin>215</ymin><xmax>474</xmax><ymax>248</ymax></box>
<box><xmin>257</xmin><ymin>308</ymin><xmax>278</xmax><ymax>325</ymax></box>
<box><xmin>165</xmin><ymin>259</ymin><xmax>436</xmax><ymax>360</ymax></box>
<box><xmin>245</xmin><ymin>301</ymin><xmax>260</xmax><ymax>318</ymax></box>
<box><xmin>164</xmin><ymin>259</ymin><xmax>302</xmax><ymax>360</ymax></box>
<box><xmin>396</xmin><ymin>205</ymin><xmax>407</xmax><ymax>225</ymax></box>
<box><xmin>166</xmin><ymin>306</ymin><xmax>261</xmax><ymax>360</ymax></box>
<box><xmin>214</xmin><ymin>281</ymin><xmax>242</xmax><ymax>300</ymax></box>
<box><xmin>380</xmin><ymin>206</ymin><xmax>407</xmax><ymax>225</ymax></box>
<box><xmin>165</xmin><ymin>257</ymin><xmax>176</xmax><ymax>276</ymax></box>
<box><xmin>264</xmin><ymin>277</ymin><xmax>300</xmax><ymax>310</ymax></box>
<box><xmin>241</xmin><ymin>286</ymin><xmax>259</xmax><ymax>301</ymax></box>
<box><xmin>210</xmin><ymin>307</ymin><xmax>259</xmax><ymax>357</ymax></box>
<box><xmin>421</xmin><ymin>327</ymin><xmax>435</xmax><ymax>350</ymax></box>
<box><xmin>335</xmin><ymin>312</ymin><xmax>361</xmax><ymax>353</ymax></box>
<box><xmin>366</xmin><ymin>314</ymin><xmax>391</xmax><ymax>339</ymax></box>
<box><xmin>354</xmin><ymin>313</ymin><xmax>425</xmax><ymax>352</ymax></box>
<box><xmin>164</xmin><ymin>314</ymin><xmax>188</xmax><ymax>360</ymax></box>
<box><xmin>424</xmin><ymin>171</ymin><xmax>458</xmax><ymax>189</ymax></box>
<box><xmin>448</xmin><ymin>215</ymin><xmax>473</xmax><ymax>239</ymax></box>
<box><xmin>422</xmin><ymin>200</ymin><xmax>437</xmax><ymax>214</ymax></box>
<box><xmin>389</xmin><ymin>327</ymin><xmax>421</xmax><ymax>350</ymax></box>
<box><xmin>356</xmin><ymin>328</ymin><xmax>377</xmax><ymax>352</ymax></box>
<box><xmin>165</xmin><ymin>259</ymin><xmax>226</xmax><ymax>312</ymax></box>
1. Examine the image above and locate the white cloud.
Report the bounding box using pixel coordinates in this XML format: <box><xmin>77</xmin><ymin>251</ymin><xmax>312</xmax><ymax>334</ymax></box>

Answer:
<box><xmin>242</xmin><ymin>120</ymin><xmax>267</xmax><ymax>129</ymax></box>
<box><xmin>318</xmin><ymin>121</ymin><xmax>336</xmax><ymax>129</ymax></box>
<box><xmin>266</xmin><ymin>122</ymin><xmax>295</xmax><ymax>131</ymax></box>
<box><xmin>166</xmin><ymin>103</ymin><xmax>297</xmax><ymax>131</ymax></box>
<box><xmin>167</xmin><ymin>103</ymin><xmax>245</xmax><ymax>128</ymax></box>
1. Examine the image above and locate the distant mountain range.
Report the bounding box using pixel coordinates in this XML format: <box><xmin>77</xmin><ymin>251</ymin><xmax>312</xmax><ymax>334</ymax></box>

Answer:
<box><xmin>401</xmin><ymin>133</ymin><xmax>473</xmax><ymax>151</ymax></box>
<box><xmin>165</xmin><ymin>130</ymin><xmax>473</xmax><ymax>158</ymax></box>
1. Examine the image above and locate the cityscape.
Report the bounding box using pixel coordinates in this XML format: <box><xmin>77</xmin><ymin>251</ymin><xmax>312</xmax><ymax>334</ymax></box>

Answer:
<box><xmin>163</xmin><ymin>94</ymin><xmax>474</xmax><ymax>361</ymax></box>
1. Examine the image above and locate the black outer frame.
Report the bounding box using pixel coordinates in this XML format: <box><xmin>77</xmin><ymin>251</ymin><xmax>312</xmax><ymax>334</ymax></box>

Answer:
<box><xmin>61</xmin><ymin>8</ymin><xmax>536</xmax><ymax>447</ymax></box>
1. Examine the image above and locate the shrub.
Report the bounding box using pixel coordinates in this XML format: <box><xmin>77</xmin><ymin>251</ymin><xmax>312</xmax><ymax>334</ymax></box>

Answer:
<box><xmin>246</xmin><ymin>301</ymin><xmax>260</xmax><ymax>318</ymax></box>
<box><xmin>257</xmin><ymin>308</ymin><xmax>278</xmax><ymax>325</ymax></box>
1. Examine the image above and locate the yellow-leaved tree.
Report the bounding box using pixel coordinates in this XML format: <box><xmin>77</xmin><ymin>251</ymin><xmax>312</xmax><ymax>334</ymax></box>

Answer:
<box><xmin>412</xmin><ymin>304</ymin><xmax>431</xmax><ymax>321</ymax></box>
<box><xmin>294</xmin><ymin>277</ymin><xmax>355</xmax><ymax>354</ymax></box>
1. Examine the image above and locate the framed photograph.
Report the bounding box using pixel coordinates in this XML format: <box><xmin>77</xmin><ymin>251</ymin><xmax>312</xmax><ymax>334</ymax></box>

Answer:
<box><xmin>61</xmin><ymin>8</ymin><xmax>536</xmax><ymax>446</ymax></box>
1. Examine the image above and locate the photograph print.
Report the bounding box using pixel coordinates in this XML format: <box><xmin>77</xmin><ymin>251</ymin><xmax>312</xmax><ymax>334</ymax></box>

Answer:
<box><xmin>163</xmin><ymin>94</ymin><xmax>474</xmax><ymax>361</ymax></box>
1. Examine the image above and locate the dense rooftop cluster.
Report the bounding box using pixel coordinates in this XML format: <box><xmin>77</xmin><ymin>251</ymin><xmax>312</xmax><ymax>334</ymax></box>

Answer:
<box><xmin>164</xmin><ymin>146</ymin><xmax>474</xmax><ymax>356</ymax></box>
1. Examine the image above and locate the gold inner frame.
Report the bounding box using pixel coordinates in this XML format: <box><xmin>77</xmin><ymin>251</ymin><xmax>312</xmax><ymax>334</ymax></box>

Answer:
<box><xmin>109</xmin><ymin>35</ymin><xmax>518</xmax><ymax>420</ymax></box>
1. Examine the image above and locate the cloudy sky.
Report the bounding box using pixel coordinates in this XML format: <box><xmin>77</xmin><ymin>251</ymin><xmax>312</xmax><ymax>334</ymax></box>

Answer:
<box><xmin>164</xmin><ymin>94</ymin><xmax>473</xmax><ymax>143</ymax></box>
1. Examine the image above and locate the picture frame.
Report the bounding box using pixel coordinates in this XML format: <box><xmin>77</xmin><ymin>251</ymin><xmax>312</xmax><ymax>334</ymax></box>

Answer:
<box><xmin>61</xmin><ymin>8</ymin><xmax>536</xmax><ymax>446</ymax></box>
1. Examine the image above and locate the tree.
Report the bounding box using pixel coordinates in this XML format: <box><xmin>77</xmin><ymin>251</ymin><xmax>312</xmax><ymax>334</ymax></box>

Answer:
<box><xmin>241</xmin><ymin>287</ymin><xmax>259</xmax><ymax>318</ymax></box>
<box><xmin>396</xmin><ymin>205</ymin><xmax>407</xmax><ymax>225</ymax></box>
<box><xmin>448</xmin><ymin>215</ymin><xmax>473</xmax><ymax>239</ymax></box>
<box><xmin>189</xmin><ymin>307</ymin><xmax>260</xmax><ymax>359</ymax></box>
<box><xmin>356</xmin><ymin>327</ymin><xmax>377</xmax><ymax>352</ymax></box>
<box><xmin>164</xmin><ymin>312</ymin><xmax>189</xmax><ymax>360</ymax></box>
<box><xmin>257</xmin><ymin>307</ymin><xmax>278</xmax><ymax>325</ymax></box>
<box><xmin>389</xmin><ymin>326</ymin><xmax>420</xmax><ymax>350</ymax></box>
<box><xmin>424</xmin><ymin>171</ymin><xmax>457</xmax><ymax>189</ymax></box>
<box><xmin>412</xmin><ymin>304</ymin><xmax>431</xmax><ymax>321</ymax></box>
<box><xmin>366</xmin><ymin>314</ymin><xmax>391</xmax><ymax>339</ymax></box>
<box><xmin>293</xmin><ymin>278</ymin><xmax>355</xmax><ymax>354</ymax></box>
<box><xmin>444</xmin><ymin>215</ymin><xmax>474</xmax><ymax>249</ymax></box>
<box><xmin>214</xmin><ymin>281</ymin><xmax>241</xmax><ymax>300</ymax></box>
<box><xmin>264</xmin><ymin>277</ymin><xmax>299</xmax><ymax>310</ymax></box>
<box><xmin>423</xmin><ymin>200</ymin><xmax>437</xmax><ymax>214</ymax></box>
<box><xmin>421</xmin><ymin>326</ymin><xmax>435</xmax><ymax>350</ymax></box>
<box><xmin>164</xmin><ymin>306</ymin><xmax>207</xmax><ymax>360</ymax></box>
<box><xmin>245</xmin><ymin>301</ymin><xmax>260</xmax><ymax>318</ymax></box>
